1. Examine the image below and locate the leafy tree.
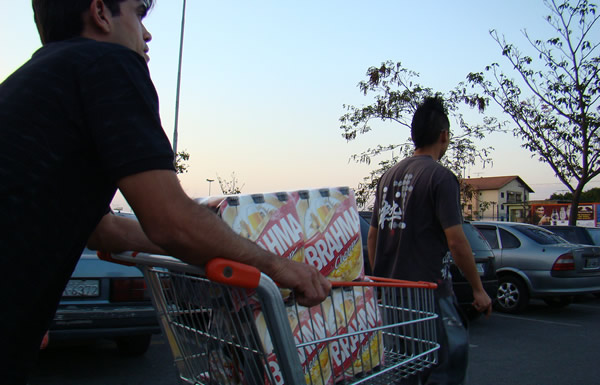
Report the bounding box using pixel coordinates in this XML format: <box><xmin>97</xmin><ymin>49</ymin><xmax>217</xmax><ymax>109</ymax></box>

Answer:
<box><xmin>550</xmin><ymin>186</ymin><xmax>600</xmax><ymax>201</ymax></box>
<box><xmin>174</xmin><ymin>150</ymin><xmax>190</xmax><ymax>174</ymax></box>
<box><xmin>466</xmin><ymin>0</ymin><xmax>600</xmax><ymax>225</ymax></box>
<box><xmin>339</xmin><ymin>61</ymin><xmax>498</xmax><ymax>208</ymax></box>
<box><xmin>217</xmin><ymin>172</ymin><xmax>245</xmax><ymax>195</ymax></box>
<box><xmin>478</xmin><ymin>201</ymin><xmax>493</xmax><ymax>220</ymax></box>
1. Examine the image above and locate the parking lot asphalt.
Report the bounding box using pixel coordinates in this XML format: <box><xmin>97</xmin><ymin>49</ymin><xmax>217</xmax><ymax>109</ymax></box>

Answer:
<box><xmin>29</xmin><ymin>295</ymin><xmax>600</xmax><ymax>385</ymax></box>
<box><xmin>468</xmin><ymin>295</ymin><xmax>600</xmax><ymax>385</ymax></box>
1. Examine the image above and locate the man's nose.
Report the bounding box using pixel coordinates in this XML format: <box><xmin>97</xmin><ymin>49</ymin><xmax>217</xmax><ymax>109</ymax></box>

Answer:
<box><xmin>143</xmin><ymin>25</ymin><xmax>152</xmax><ymax>42</ymax></box>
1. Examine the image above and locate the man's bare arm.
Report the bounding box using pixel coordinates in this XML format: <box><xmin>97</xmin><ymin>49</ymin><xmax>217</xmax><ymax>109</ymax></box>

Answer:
<box><xmin>87</xmin><ymin>212</ymin><xmax>166</xmax><ymax>255</ymax></box>
<box><xmin>444</xmin><ymin>224</ymin><xmax>492</xmax><ymax>316</ymax></box>
<box><xmin>114</xmin><ymin>169</ymin><xmax>331</xmax><ymax>306</ymax></box>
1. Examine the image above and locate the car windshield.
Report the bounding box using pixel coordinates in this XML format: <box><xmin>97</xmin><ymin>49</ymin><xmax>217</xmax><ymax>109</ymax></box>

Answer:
<box><xmin>463</xmin><ymin>223</ymin><xmax>492</xmax><ymax>250</ymax></box>
<box><xmin>586</xmin><ymin>228</ymin><xmax>600</xmax><ymax>245</ymax></box>
<box><xmin>513</xmin><ymin>225</ymin><xmax>566</xmax><ymax>245</ymax></box>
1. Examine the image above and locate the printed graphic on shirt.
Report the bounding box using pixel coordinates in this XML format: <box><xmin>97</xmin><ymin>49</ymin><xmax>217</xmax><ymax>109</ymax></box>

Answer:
<box><xmin>441</xmin><ymin>251</ymin><xmax>453</xmax><ymax>280</ymax></box>
<box><xmin>377</xmin><ymin>174</ymin><xmax>413</xmax><ymax>231</ymax></box>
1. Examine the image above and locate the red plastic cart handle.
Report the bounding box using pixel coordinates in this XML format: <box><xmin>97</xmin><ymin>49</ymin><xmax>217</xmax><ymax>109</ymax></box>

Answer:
<box><xmin>205</xmin><ymin>258</ymin><xmax>262</xmax><ymax>289</ymax></box>
<box><xmin>97</xmin><ymin>251</ymin><xmax>137</xmax><ymax>267</ymax></box>
<box><xmin>330</xmin><ymin>276</ymin><xmax>438</xmax><ymax>289</ymax></box>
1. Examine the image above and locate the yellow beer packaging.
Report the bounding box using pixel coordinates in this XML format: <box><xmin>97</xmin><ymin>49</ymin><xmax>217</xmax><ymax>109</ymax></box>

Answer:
<box><xmin>219</xmin><ymin>192</ymin><xmax>304</xmax><ymax>264</ymax></box>
<box><xmin>323</xmin><ymin>285</ymin><xmax>384</xmax><ymax>381</ymax></box>
<box><xmin>292</xmin><ymin>187</ymin><xmax>364</xmax><ymax>282</ymax></box>
<box><xmin>254</xmin><ymin>283</ymin><xmax>384</xmax><ymax>384</ymax></box>
<box><xmin>218</xmin><ymin>192</ymin><xmax>305</xmax><ymax>303</ymax></box>
<box><xmin>254</xmin><ymin>304</ymin><xmax>333</xmax><ymax>385</ymax></box>
<box><xmin>198</xmin><ymin>187</ymin><xmax>377</xmax><ymax>383</ymax></box>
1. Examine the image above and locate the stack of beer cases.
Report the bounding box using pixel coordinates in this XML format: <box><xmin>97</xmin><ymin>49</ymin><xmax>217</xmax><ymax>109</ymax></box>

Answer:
<box><xmin>198</xmin><ymin>187</ymin><xmax>383</xmax><ymax>385</ymax></box>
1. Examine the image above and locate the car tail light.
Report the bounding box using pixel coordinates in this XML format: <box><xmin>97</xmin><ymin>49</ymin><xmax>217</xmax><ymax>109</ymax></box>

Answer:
<box><xmin>110</xmin><ymin>278</ymin><xmax>149</xmax><ymax>302</ymax></box>
<box><xmin>552</xmin><ymin>253</ymin><xmax>575</xmax><ymax>271</ymax></box>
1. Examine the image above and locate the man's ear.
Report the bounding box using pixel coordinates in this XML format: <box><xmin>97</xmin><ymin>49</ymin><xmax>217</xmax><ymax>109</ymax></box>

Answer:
<box><xmin>438</xmin><ymin>130</ymin><xmax>448</xmax><ymax>145</ymax></box>
<box><xmin>86</xmin><ymin>0</ymin><xmax>112</xmax><ymax>34</ymax></box>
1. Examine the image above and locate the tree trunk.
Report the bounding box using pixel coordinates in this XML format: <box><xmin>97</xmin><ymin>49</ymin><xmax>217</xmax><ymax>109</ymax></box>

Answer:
<box><xmin>568</xmin><ymin>184</ymin><xmax>584</xmax><ymax>226</ymax></box>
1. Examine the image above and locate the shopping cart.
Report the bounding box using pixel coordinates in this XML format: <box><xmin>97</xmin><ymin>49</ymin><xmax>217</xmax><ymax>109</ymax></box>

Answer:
<box><xmin>112</xmin><ymin>252</ymin><xmax>440</xmax><ymax>385</ymax></box>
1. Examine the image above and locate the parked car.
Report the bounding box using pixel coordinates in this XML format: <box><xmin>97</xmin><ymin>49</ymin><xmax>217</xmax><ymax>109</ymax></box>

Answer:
<box><xmin>49</xmin><ymin>213</ymin><xmax>160</xmax><ymax>356</ymax></box>
<box><xmin>472</xmin><ymin>221</ymin><xmax>600</xmax><ymax>313</ymax></box>
<box><xmin>449</xmin><ymin>221</ymin><xmax>498</xmax><ymax>317</ymax></box>
<box><xmin>358</xmin><ymin>212</ymin><xmax>497</xmax><ymax>316</ymax></box>
<box><xmin>542</xmin><ymin>225</ymin><xmax>600</xmax><ymax>246</ymax></box>
<box><xmin>542</xmin><ymin>225</ymin><xmax>600</xmax><ymax>299</ymax></box>
<box><xmin>358</xmin><ymin>212</ymin><xmax>373</xmax><ymax>275</ymax></box>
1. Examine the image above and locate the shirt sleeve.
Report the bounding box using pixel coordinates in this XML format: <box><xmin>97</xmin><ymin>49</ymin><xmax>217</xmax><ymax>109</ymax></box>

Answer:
<box><xmin>79</xmin><ymin>49</ymin><xmax>175</xmax><ymax>182</ymax></box>
<box><xmin>435</xmin><ymin>168</ymin><xmax>463</xmax><ymax>230</ymax></box>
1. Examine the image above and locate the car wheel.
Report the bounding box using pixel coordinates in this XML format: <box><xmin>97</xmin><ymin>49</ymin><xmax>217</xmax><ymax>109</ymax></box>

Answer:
<box><xmin>115</xmin><ymin>334</ymin><xmax>152</xmax><ymax>356</ymax></box>
<box><xmin>543</xmin><ymin>296</ymin><xmax>572</xmax><ymax>308</ymax></box>
<box><xmin>495</xmin><ymin>275</ymin><xmax>529</xmax><ymax>314</ymax></box>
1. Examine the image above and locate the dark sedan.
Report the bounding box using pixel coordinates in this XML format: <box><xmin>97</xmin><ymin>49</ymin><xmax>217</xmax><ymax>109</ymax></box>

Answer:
<box><xmin>450</xmin><ymin>221</ymin><xmax>497</xmax><ymax>316</ymax></box>
<box><xmin>358</xmin><ymin>212</ymin><xmax>497</xmax><ymax>316</ymax></box>
<box><xmin>542</xmin><ymin>225</ymin><xmax>600</xmax><ymax>246</ymax></box>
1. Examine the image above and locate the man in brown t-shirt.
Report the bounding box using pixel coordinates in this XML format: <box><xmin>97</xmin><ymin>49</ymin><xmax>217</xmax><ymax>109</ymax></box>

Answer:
<box><xmin>368</xmin><ymin>97</ymin><xmax>491</xmax><ymax>384</ymax></box>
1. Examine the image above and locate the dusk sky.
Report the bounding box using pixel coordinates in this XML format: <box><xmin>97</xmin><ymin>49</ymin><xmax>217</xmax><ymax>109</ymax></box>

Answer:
<box><xmin>2</xmin><ymin>1</ymin><xmax>598</xmax><ymax>210</ymax></box>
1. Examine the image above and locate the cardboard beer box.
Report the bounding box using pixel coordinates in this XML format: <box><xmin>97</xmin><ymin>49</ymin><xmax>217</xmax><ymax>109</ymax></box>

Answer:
<box><xmin>293</xmin><ymin>187</ymin><xmax>364</xmax><ymax>282</ymax></box>
<box><xmin>323</xmin><ymin>285</ymin><xmax>384</xmax><ymax>381</ymax></box>
<box><xmin>254</xmin><ymin>304</ymin><xmax>334</xmax><ymax>385</ymax></box>
<box><xmin>219</xmin><ymin>192</ymin><xmax>304</xmax><ymax>264</ymax></box>
<box><xmin>194</xmin><ymin>195</ymin><xmax>227</xmax><ymax>212</ymax></box>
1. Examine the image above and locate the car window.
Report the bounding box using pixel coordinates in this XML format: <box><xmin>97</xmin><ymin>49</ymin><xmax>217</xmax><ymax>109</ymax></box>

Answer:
<box><xmin>586</xmin><ymin>228</ymin><xmax>600</xmax><ymax>245</ymax></box>
<box><xmin>475</xmin><ymin>226</ymin><xmax>499</xmax><ymax>249</ymax></box>
<box><xmin>513</xmin><ymin>225</ymin><xmax>565</xmax><ymax>245</ymax></box>
<box><xmin>499</xmin><ymin>228</ymin><xmax>521</xmax><ymax>248</ymax></box>
<box><xmin>547</xmin><ymin>228</ymin><xmax>581</xmax><ymax>244</ymax></box>
<box><xmin>359</xmin><ymin>215</ymin><xmax>370</xmax><ymax>240</ymax></box>
<box><xmin>359</xmin><ymin>211</ymin><xmax>373</xmax><ymax>226</ymax></box>
<box><xmin>462</xmin><ymin>223</ymin><xmax>492</xmax><ymax>250</ymax></box>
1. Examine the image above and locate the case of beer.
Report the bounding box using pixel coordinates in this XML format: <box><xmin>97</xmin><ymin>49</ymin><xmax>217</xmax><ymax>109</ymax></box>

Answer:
<box><xmin>255</xmin><ymin>305</ymin><xmax>333</xmax><ymax>385</ymax></box>
<box><xmin>218</xmin><ymin>192</ymin><xmax>304</xmax><ymax>265</ymax></box>
<box><xmin>253</xmin><ymin>284</ymin><xmax>384</xmax><ymax>385</ymax></box>
<box><xmin>197</xmin><ymin>187</ymin><xmax>374</xmax><ymax>383</ymax></box>
<box><xmin>292</xmin><ymin>187</ymin><xmax>364</xmax><ymax>282</ymax></box>
<box><xmin>324</xmin><ymin>285</ymin><xmax>384</xmax><ymax>382</ymax></box>
<box><xmin>204</xmin><ymin>186</ymin><xmax>364</xmax><ymax>282</ymax></box>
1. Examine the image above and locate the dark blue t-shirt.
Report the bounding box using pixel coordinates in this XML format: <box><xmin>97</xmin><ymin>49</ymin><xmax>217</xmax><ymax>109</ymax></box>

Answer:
<box><xmin>0</xmin><ymin>38</ymin><xmax>175</xmax><ymax>383</ymax></box>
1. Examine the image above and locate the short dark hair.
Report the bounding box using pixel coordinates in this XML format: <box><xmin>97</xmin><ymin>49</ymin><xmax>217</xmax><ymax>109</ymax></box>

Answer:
<box><xmin>410</xmin><ymin>96</ymin><xmax>450</xmax><ymax>149</ymax></box>
<box><xmin>32</xmin><ymin>0</ymin><xmax>154</xmax><ymax>45</ymax></box>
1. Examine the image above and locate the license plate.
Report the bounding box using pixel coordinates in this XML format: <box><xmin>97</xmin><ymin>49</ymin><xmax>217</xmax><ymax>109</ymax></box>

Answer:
<box><xmin>476</xmin><ymin>263</ymin><xmax>485</xmax><ymax>275</ymax></box>
<box><xmin>584</xmin><ymin>257</ymin><xmax>600</xmax><ymax>269</ymax></box>
<box><xmin>63</xmin><ymin>279</ymin><xmax>100</xmax><ymax>297</ymax></box>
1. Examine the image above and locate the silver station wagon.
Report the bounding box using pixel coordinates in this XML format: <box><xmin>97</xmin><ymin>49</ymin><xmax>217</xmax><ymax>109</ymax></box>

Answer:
<box><xmin>472</xmin><ymin>221</ymin><xmax>600</xmax><ymax>313</ymax></box>
<box><xmin>49</xmin><ymin>214</ymin><xmax>160</xmax><ymax>356</ymax></box>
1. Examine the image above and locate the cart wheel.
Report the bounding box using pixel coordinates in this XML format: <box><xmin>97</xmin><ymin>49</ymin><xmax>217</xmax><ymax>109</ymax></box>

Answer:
<box><xmin>115</xmin><ymin>334</ymin><xmax>152</xmax><ymax>356</ymax></box>
<box><xmin>494</xmin><ymin>275</ymin><xmax>529</xmax><ymax>314</ymax></box>
<box><xmin>543</xmin><ymin>296</ymin><xmax>572</xmax><ymax>308</ymax></box>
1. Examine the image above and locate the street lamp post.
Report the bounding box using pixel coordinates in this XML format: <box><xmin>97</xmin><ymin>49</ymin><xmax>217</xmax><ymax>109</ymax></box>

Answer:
<box><xmin>172</xmin><ymin>0</ymin><xmax>187</xmax><ymax>154</ymax></box>
<box><xmin>206</xmin><ymin>179</ymin><xmax>214</xmax><ymax>196</ymax></box>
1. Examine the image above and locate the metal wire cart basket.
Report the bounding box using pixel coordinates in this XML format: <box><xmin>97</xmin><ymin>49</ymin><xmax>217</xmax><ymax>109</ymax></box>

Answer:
<box><xmin>114</xmin><ymin>253</ymin><xmax>440</xmax><ymax>384</ymax></box>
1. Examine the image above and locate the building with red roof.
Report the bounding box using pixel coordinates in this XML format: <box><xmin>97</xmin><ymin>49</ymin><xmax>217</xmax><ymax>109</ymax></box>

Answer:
<box><xmin>461</xmin><ymin>176</ymin><xmax>534</xmax><ymax>221</ymax></box>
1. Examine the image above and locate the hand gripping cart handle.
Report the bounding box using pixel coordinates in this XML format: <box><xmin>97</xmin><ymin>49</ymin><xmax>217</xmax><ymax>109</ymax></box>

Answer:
<box><xmin>110</xmin><ymin>252</ymin><xmax>440</xmax><ymax>385</ymax></box>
